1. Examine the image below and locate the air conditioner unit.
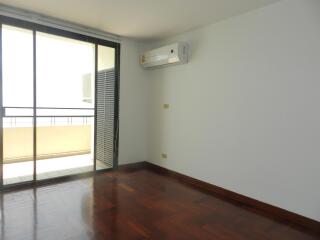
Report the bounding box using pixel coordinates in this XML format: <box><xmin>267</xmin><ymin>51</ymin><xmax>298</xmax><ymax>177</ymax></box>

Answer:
<box><xmin>140</xmin><ymin>42</ymin><xmax>188</xmax><ymax>69</ymax></box>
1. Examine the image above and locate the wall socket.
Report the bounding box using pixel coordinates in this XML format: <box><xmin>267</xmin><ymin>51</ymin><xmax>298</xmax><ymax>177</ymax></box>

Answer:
<box><xmin>161</xmin><ymin>153</ymin><xmax>168</xmax><ymax>159</ymax></box>
<box><xmin>163</xmin><ymin>104</ymin><xmax>170</xmax><ymax>109</ymax></box>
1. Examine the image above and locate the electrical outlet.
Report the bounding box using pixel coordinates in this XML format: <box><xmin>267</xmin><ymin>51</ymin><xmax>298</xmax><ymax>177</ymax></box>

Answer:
<box><xmin>163</xmin><ymin>104</ymin><xmax>170</xmax><ymax>109</ymax></box>
<box><xmin>161</xmin><ymin>153</ymin><xmax>167</xmax><ymax>159</ymax></box>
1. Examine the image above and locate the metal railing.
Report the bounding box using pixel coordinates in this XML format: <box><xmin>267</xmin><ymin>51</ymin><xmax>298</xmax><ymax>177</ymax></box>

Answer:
<box><xmin>2</xmin><ymin>107</ymin><xmax>94</xmax><ymax>127</ymax></box>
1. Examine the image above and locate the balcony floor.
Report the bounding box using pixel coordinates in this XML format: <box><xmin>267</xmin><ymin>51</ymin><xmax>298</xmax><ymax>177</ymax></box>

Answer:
<box><xmin>3</xmin><ymin>154</ymin><xmax>110</xmax><ymax>185</ymax></box>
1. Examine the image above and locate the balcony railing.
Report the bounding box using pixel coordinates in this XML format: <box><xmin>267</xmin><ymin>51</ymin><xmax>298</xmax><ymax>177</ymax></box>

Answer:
<box><xmin>2</xmin><ymin>106</ymin><xmax>94</xmax><ymax>127</ymax></box>
<box><xmin>2</xmin><ymin>107</ymin><xmax>94</xmax><ymax>163</ymax></box>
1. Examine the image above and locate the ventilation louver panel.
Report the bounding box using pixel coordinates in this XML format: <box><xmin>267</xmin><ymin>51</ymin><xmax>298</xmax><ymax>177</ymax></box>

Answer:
<box><xmin>95</xmin><ymin>69</ymin><xmax>115</xmax><ymax>169</ymax></box>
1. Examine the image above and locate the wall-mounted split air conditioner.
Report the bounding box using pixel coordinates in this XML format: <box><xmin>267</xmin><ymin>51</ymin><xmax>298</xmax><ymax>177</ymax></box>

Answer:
<box><xmin>140</xmin><ymin>42</ymin><xmax>189</xmax><ymax>69</ymax></box>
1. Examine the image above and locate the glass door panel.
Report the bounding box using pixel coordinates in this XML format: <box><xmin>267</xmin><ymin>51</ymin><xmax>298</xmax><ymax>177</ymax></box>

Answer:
<box><xmin>2</xmin><ymin>25</ymin><xmax>34</xmax><ymax>185</ymax></box>
<box><xmin>35</xmin><ymin>32</ymin><xmax>95</xmax><ymax>180</ymax></box>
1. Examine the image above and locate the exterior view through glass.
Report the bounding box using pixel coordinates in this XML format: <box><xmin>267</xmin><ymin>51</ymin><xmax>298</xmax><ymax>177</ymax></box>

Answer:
<box><xmin>0</xmin><ymin>19</ymin><xmax>118</xmax><ymax>186</ymax></box>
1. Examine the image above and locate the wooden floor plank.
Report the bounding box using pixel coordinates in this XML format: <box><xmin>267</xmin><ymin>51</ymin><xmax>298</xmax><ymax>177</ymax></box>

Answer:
<box><xmin>0</xmin><ymin>168</ymin><xmax>318</xmax><ymax>240</ymax></box>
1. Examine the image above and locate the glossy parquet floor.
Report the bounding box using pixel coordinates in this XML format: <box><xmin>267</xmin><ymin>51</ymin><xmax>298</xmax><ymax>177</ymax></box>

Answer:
<box><xmin>0</xmin><ymin>168</ymin><xmax>318</xmax><ymax>240</ymax></box>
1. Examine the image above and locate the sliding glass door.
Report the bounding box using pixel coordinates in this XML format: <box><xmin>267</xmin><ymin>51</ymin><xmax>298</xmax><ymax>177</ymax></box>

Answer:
<box><xmin>0</xmin><ymin>16</ymin><xmax>119</xmax><ymax>187</ymax></box>
<box><xmin>36</xmin><ymin>32</ymin><xmax>96</xmax><ymax>180</ymax></box>
<box><xmin>1</xmin><ymin>25</ymin><xmax>34</xmax><ymax>185</ymax></box>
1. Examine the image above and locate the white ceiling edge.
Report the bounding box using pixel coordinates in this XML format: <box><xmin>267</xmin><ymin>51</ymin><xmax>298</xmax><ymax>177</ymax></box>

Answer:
<box><xmin>128</xmin><ymin>0</ymin><xmax>281</xmax><ymax>42</ymax></box>
<box><xmin>147</xmin><ymin>1</ymin><xmax>281</xmax><ymax>44</ymax></box>
<box><xmin>0</xmin><ymin>1</ymin><xmax>281</xmax><ymax>44</ymax></box>
<box><xmin>0</xmin><ymin>4</ymin><xmax>121</xmax><ymax>43</ymax></box>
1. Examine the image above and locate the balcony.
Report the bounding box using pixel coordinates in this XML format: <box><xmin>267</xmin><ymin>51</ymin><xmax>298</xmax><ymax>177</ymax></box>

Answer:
<box><xmin>2</xmin><ymin>107</ymin><xmax>109</xmax><ymax>185</ymax></box>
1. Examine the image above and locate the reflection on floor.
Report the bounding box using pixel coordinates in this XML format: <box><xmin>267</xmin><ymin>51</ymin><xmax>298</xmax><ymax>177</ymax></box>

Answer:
<box><xmin>0</xmin><ymin>169</ymin><xmax>317</xmax><ymax>240</ymax></box>
<box><xmin>3</xmin><ymin>154</ymin><xmax>110</xmax><ymax>185</ymax></box>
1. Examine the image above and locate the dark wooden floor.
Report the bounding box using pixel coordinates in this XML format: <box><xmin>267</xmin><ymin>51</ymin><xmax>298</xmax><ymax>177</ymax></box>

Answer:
<box><xmin>0</xmin><ymin>168</ymin><xmax>318</xmax><ymax>240</ymax></box>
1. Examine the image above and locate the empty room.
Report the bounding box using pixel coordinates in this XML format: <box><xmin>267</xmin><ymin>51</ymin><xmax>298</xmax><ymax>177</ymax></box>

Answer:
<box><xmin>0</xmin><ymin>0</ymin><xmax>319</xmax><ymax>239</ymax></box>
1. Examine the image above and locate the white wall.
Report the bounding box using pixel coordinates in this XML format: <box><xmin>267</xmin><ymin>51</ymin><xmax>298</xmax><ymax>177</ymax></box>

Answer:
<box><xmin>146</xmin><ymin>0</ymin><xmax>320</xmax><ymax>221</ymax></box>
<box><xmin>118</xmin><ymin>39</ymin><xmax>148</xmax><ymax>164</ymax></box>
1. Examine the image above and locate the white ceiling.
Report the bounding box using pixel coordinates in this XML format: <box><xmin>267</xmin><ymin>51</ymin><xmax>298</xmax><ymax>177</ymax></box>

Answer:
<box><xmin>0</xmin><ymin>0</ymin><xmax>280</xmax><ymax>41</ymax></box>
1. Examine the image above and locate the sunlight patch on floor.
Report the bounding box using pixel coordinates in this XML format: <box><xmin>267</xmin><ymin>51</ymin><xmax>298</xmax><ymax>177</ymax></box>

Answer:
<box><xmin>2</xmin><ymin>154</ymin><xmax>112</xmax><ymax>185</ymax></box>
